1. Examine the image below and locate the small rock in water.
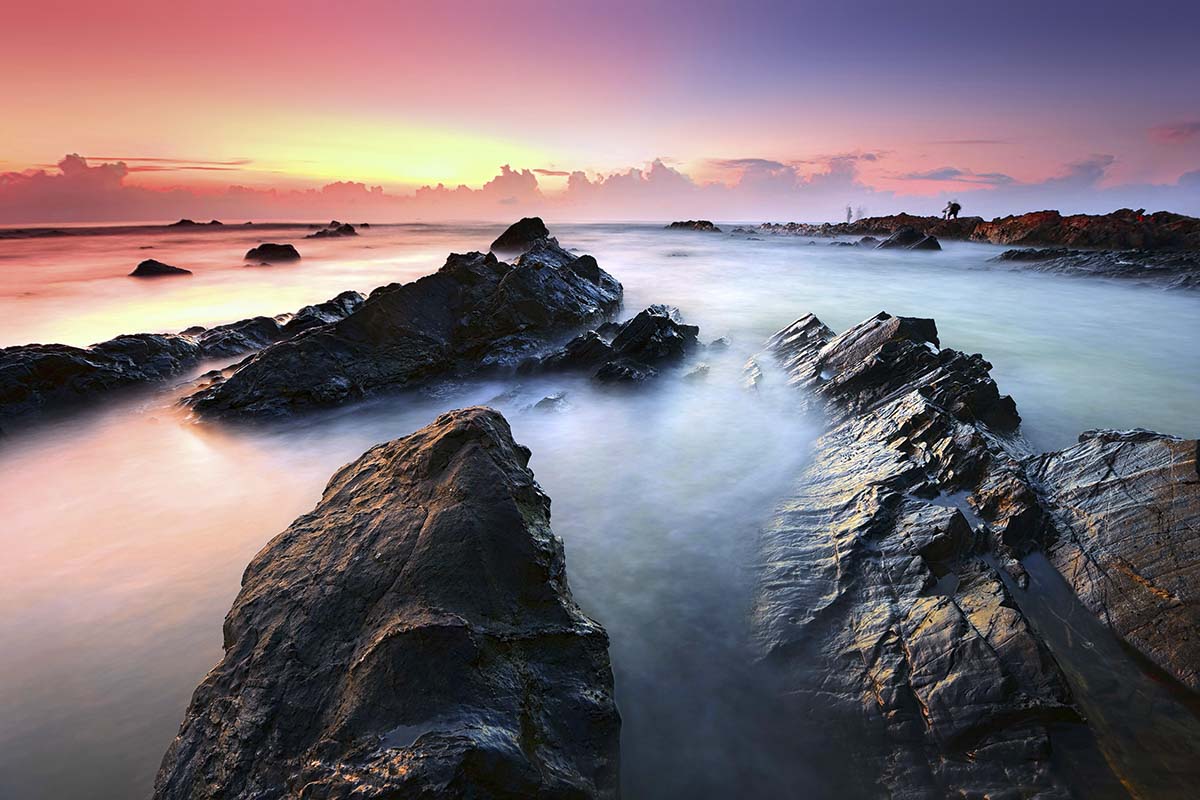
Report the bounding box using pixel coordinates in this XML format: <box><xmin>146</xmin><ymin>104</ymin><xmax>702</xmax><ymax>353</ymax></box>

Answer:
<box><xmin>129</xmin><ymin>259</ymin><xmax>192</xmax><ymax>277</ymax></box>
<box><xmin>244</xmin><ymin>242</ymin><xmax>301</xmax><ymax>262</ymax></box>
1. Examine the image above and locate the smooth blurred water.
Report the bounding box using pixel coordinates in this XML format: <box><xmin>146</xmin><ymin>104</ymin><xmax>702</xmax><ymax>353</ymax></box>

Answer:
<box><xmin>0</xmin><ymin>222</ymin><xmax>1196</xmax><ymax>798</ymax></box>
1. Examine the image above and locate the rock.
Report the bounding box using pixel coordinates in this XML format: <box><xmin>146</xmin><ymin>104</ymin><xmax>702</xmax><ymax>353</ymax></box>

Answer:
<box><xmin>305</xmin><ymin>223</ymin><xmax>358</xmax><ymax>239</ymax></box>
<box><xmin>186</xmin><ymin>230</ymin><xmax>622</xmax><ymax>419</ymax></box>
<box><xmin>876</xmin><ymin>226</ymin><xmax>941</xmax><ymax>250</ymax></box>
<box><xmin>244</xmin><ymin>243</ymin><xmax>301</xmax><ymax>262</ymax></box>
<box><xmin>593</xmin><ymin>358</ymin><xmax>658</xmax><ymax>384</ymax></box>
<box><xmin>684</xmin><ymin>363</ymin><xmax>709</xmax><ymax>381</ymax></box>
<box><xmin>756</xmin><ymin>311</ymin><xmax>1075</xmax><ymax>796</ymax></box>
<box><xmin>755</xmin><ymin>309</ymin><xmax>1200</xmax><ymax>797</ymax></box>
<box><xmin>130</xmin><ymin>259</ymin><xmax>192</xmax><ymax>278</ymax></box>
<box><xmin>993</xmin><ymin>248</ymin><xmax>1200</xmax><ymax>289</ymax></box>
<box><xmin>666</xmin><ymin>220</ymin><xmax>722</xmax><ymax>232</ymax></box>
<box><xmin>489</xmin><ymin>216</ymin><xmax>550</xmax><ymax>253</ymax></box>
<box><xmin>1026</xmin><ymin>429</ymin><xmax>1200</xmax><ymax>691</ymax></box>
<box><xmin>706</xmin><ymin>336</ymin><xmax>730</xmax><ymax>351</ymax></box>
<box><xmin>0</xmin><ymin>291</ymin><xmax>364</xmax><ymax>428</ymax></box>
<box><xmin>607</xmin><ymin>305</ymin><xmax>698</xmax><ymax>365</ymax></box>
<box><xmin>153</xmin><ymin>408</ymin><xmax>620</xmax><ymax>799</ymax></box>
<box><xmin>532</xmin><ymin>392</ymin><xmax>570</xmax><ymax>412</ymax></box>
<box><xmin>858</xmin><ymin>236</ymin><xmax>879</xmax><ymax>246</ymax></box>
<box><xmin>170</xmin><ymin>219</ymin><xmax>198</xmax><ymax>227</ymax></box>
<box><xmin>520</xmin><ymin>331</ymin><xmax>613</xmax><ymax>374</ymax></box>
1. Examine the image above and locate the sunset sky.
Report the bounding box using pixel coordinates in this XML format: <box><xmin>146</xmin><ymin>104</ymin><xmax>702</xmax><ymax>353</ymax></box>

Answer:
<box><xmin>2</xmin><ymin>0</ymin><xmax>1198</xmax><ymax>223</ymax></box>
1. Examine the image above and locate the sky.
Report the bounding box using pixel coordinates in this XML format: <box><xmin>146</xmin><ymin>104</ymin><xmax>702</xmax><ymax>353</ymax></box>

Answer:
<box><xmin>2</xmin><ymin>0</ymin><xmax>1198</xmax><ymax>223</ymax></box>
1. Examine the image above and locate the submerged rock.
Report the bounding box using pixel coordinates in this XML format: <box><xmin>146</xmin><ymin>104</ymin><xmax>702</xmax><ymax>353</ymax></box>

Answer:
<box><xmin>666</xmin><ymin>220</ymin><xmax>721</xmax><ymax>232</ymax></box>
<box><xmin>244</xmin><ymin>242</ymin><xmax>301</xmax><ymax>262</ymax></box>
<box><xmin>489</xmin><ymin>216</ymin><xmax>550</xmax><ymax>253</ymax></box>
<box><xmin>1027</xmin><ymin>429</ymin><xmax>1200</xmax><ymax>691</ymax></box>
<box><xmin>186</xmin><ymin>230</ymin><xmax>622</xmax><ymax>419</ymax></box>
<box><xmin>154</xmin><ymin>407</ymin><xmax>620</xmax><ymax>799</ymax></box>
<box><xmin>130</xmin><ymin>259</ymin><xmax>192</xmax><ymax>277</ymax></box>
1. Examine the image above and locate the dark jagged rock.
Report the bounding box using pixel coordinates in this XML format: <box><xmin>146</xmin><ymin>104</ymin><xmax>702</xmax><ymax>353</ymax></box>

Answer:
<box><xmin>755</xmin><ymin>310</ymin><xmax>1200</xmax><ymax>797</ymax></box>
<box><xmin>532</xmin><ymin>392</ymin><xmax>570</xmax><ymax>413</ymax></box>
<box><xmin>858</xmin><ymin>236</ymin><xmax>879</xmax><ymax>246</ymax></box>
<box><xmin>154</xmin><ymin>407</ymin><xmax>620</xmax><ymax>800</ymax></box>
<box><xmin>666</xmin><ymin>220</ymin><xmax>721</xmax><ymax>232</ymax></box>
<box><xmin>756</xmin><ymin>312</ymin><xmax>1076</xmax><ymax>796</ymax></box>
<box><xmin>1026</xmin><ymin>429</ymin><xmax>1200</xmax><ymax>692</ymax></box>
<box><xmin>170</xmin><ymin>219</ymin><xmax>198</xmax><ymax>227</ymax></box>
<box><xmin>489</xmin><ymin>216</ymin><xmax>550</xmax><ymax>253</ymax></box>
<box><xmin>130</xmin><ymin>259</ymin><xmax>192</xmax><ymax>278</ymax></box>
<box><xmin>186</xmin><ymin>234</ymin><xmax>622</xmax><ymax>419</ymax></box>
<box><xmin>244</xmin><ymin>242</ymin><xmax>301</xmax><ymax>262</ymax></box>
<box><xmin>0</xmin><ymin>292</ymin><xmax>364</xmax><ymax>428</ymax></box>
<box><xmin>524</xmin><ymin>305</ymin><xmax>700</xmax><ymax>385</ymax></box>
<box><xmin>0</xmin><ymin>335</ymin><xmax>203</xmax><ymax>421</ymax></box>
<box><xmin>305</xmin><ymin>223</ymin><xmax>358</xmax><ymax>239</ymax></box>
<box><xmin>876</xmin><ymin>226</ymin><xmax>941</xmax><ymax>251</ymax></box>
<box><xmin>993</xmin><ymin>247</ymin><xmax>1200</xmax><ymax>289</ymax></box>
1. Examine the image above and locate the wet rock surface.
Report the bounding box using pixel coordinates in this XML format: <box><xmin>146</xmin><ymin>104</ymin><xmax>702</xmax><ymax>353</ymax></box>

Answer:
<box><xmin>994</xmin><ymin>247</ymin><xmax>1200</xmax><ymax>289</ymax></box>
<box><xmin>154</xmin><ymin>407</ymin><xmax>620</xmax><ymax>800</ymax></box>
<box><xmin>130</xmin><ymin>259</ymin><xmax>193</xmax><ymax>277</ymax></box>
<box><xmin>305</xmin><ymin>222</ymin><xmax>358</xmax><ymax>239</ymax></box>
<box><xmin>666</xmin><ymin>220</ymin><xmax>722</xmax><ymax>232</ymax></box>
<box><xmin>244</xmin><ymin>242</ymin><xmax>301</xmax><ymax>262</ymax></box>
<box><xmin>186</xmin><ymin>229</ymin><xmax>622</xmax><ymax>419</ymax></box>
<box><xmin>0</xmin><ymin>291</ymin><xmax>364</xmax><ymax>428</ymax></box>
<box><xmin>1026</xmin><ymin>429</ymin><xmax>1200</xmax><ymax>692</ymax></box>
<box><xmin>522</xmin><ymin>304</ymin><xmax>700</xmax><ymax>385</ymax></box>
<box><xmin>875</xmin><ymin>226</ymin><xmax>941</xmax><ymax>251</ymax></box>
<box><xmin>757</xmin><ymin>311</ymin><xmax>1077</xmax><ymax>797</ymax></box>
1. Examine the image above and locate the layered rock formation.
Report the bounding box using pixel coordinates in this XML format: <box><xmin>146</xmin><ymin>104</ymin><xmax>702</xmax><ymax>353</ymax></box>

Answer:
<box><xmin>874</xmin><ymin>227</ymin><xmax>941</xmax><ymax>251</ymax></box>
<box><xmin>1027</xmin><ymin>429</ymin><xmax>1200</xmax><ymax>692</ymax></box>
<box><xmin>755</xmin><ymin>310</ymin><xmax>1200</xmax><ymax>796</ymax></box>
<box><xmin>0</xmin><ymin>291</ymin><xmax>363</xmax><ymax>428</ymax></box>
<box><xmin>666</xmin><ymin>220</ymin><xmax>722</xmax><ymax>232</ymax></box>
<box><xmin>154</xmin><ymin>407</ymin><xmax>621</xmax><ymax>799</ymax></box>
<box><xmin>993</xmin><ymin>247</ymin><xmax>1200</xmax><ymax>289</ymax></box>
<box><xmin>186</xmin><ymin>232</ymin><xmax>622</xmax><ymax>419</ymax></box>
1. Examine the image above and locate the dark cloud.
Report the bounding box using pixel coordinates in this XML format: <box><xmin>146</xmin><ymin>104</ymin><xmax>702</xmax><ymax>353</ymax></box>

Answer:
<box><xmin>533</xmin><ymin>168</ymin><xmax>570</xmax><ymax>176</ymax></box>
<box><xmin>1148</xmin><ymin>121</ymin><xmax>1200</xmax><ymax>143</ymax></box>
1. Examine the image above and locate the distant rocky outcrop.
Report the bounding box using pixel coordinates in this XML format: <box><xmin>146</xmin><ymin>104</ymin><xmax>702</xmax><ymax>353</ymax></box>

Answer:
<box><xmin>170</xmin><ymin>219</ymin><xmax>222</xmax><ymax>227</ymax></box>
<box><xmin>490</xmin><ymin>216</ymin><xmax>550</xmax><ymax>252</ymax></box>
<box><xmin>154</xmin><ymin>407</ymin><xmax>621</xmax><ymax>799</ymax></box>
<box><xmin>757</xmin><ymin>209</ymin><xmax>1200</xmax><ymax>251</ymax></box>
<box><xmin>187</xmin><ymin>226</ymin><xmax>622</xmax><ymax>419</ymax></box>
<box><xmin>0</xmin><ymin>291</ymin><xmax>364</xmax><ymax>429</ymax></box>
<box><xmin>993</xmin><ymin>247</ymin><xmax>1200</xmax><ymax>289</ymax></box>
<box><xmin>130</xmin><ymin>259</ymin><xmax>193</xmax><ymax>277</ymax></box>
<box><xmin>667</xmin><ymin>220</ymin><xmax>722</xmax><ymax>232</ymax></box>
<box><xmin>305</xmin><ymin>222</ymin><xmax>358</xmax><ymax>239</ymax></box>
<box><xmin>244</xmin><ymin>242</ymin><xmax>301</xmax><ymax>262</ymax></box>
<box><xmin>520</xmin><ymin>304</ymin><xmax>700</xmax><ymax>384</ymax></box>
<box><xmin>754</xmin><ymin>310</ymin><xmax>1200</xmax><ymax>796</ymax></box>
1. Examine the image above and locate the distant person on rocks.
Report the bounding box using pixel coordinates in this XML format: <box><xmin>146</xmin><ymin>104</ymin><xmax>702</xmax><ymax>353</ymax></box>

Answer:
<box><xmin>943</xmin><ymin>200</ymin><xmax>962</xmax><ymax>220</ymax></box>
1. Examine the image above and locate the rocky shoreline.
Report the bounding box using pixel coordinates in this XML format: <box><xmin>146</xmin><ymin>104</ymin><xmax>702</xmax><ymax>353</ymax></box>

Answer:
<box><xmin>753</xmin><ymin>310</ymin><xmax>1200</xmax><ymax>796</ymax></box>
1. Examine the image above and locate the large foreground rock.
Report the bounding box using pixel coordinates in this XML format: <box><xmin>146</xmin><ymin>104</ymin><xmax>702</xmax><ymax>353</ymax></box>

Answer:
<box><xmin>185</xmin><ymin>234</ymin><xmax>622</xmax><ymax>419</ymax></box>
<box><xmin>0</xmin><ymin>291</ymin><xmax>363</xmax><ymax>428</ymax></box>
<box><xmin>1027</xmin><ymin>429</ymin><xmax>1200</xmax><ymax>691</ymax></box>
<box><xmin>154</xmin><ymin>407</ymin><xmax>620</xmax><ymax>799</ymax></box>
<box><xmin>756</xmin><ymin>310</ymin><xmax>1200</xmax><ymax>796</ymax></box>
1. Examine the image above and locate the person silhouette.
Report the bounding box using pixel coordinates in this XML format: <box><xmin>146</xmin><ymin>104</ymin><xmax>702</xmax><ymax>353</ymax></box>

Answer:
<box><xmin>943</xmin><ymin>200</ymin><xmax>962</xmax><ymax>220</ymax></box>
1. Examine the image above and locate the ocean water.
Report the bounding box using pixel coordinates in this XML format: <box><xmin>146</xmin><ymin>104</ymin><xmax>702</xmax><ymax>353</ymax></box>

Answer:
<box><xmin>0</xmin><ymin>222</ymin><xmax>1197</xmax><ymax>798</ymax></box>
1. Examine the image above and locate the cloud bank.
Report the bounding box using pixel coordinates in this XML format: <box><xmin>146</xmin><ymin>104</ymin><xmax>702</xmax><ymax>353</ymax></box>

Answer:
<box><xmin>1</xmin><ymin>151</ymin><xmax>1198</xmax><ymax>226</ymax></box>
